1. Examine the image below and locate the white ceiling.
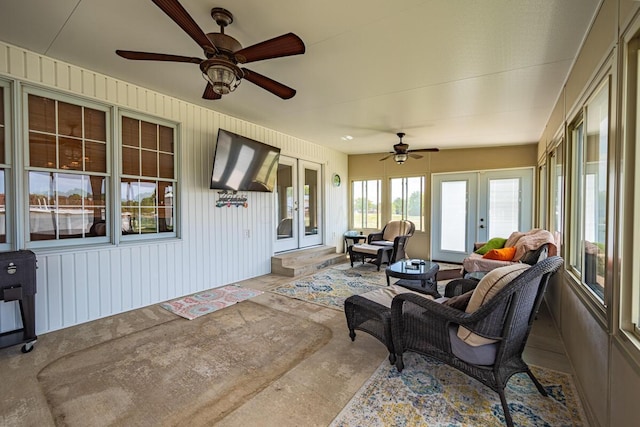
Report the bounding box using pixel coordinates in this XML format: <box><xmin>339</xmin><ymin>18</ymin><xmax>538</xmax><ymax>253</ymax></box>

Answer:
<box><xmin>0</xmin><ymin>0</ymin><xmax>599</xmax><ymax>155</ymax></box>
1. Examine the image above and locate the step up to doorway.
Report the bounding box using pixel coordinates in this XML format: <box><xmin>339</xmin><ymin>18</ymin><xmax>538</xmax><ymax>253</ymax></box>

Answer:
<box><xmin>271</xmin><ymin>245</ymin><xmax>347</xmax><ymax>277</ymax></box>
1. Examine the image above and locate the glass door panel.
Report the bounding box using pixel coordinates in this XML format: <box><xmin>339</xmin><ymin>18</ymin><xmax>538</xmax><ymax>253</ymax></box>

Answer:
<box><xmin>487</xmin><ymin>177</ymin><xmax>521</xmax><ymax>240</ymax></box>
<box><xmin>300</xmin><ymin>160</ymin><xmax>322</xmax><ymax>247</ymax></box>
<box><xmin>274</xmin><ymin>156</ymin><xmax>298</xmax><ymax>252</ymax></box>
<box><xmin>478</xmin><ymin>170</ymin><xmax>532</xmax><ymax>244</ymax></box>
<box><xmin>432</xmin><ymin>173</ymin><xmax>477</xmax><ymax>262</ymax></box>
<box><xmin>440</xmin><ymin>180</ymin><xmax>468</xmax><ymax>252</ymax></box>
<box><xmin>274</xmin><ymin>157</ymin><xmax>322</xmax><ymax>252</ymax></box>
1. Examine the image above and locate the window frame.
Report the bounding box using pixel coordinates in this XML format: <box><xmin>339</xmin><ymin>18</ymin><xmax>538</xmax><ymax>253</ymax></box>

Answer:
<box><xmin>0</xmin><ymin>79</ymin><xmax>12</xmax><ymax>251</ymax></box>
<box><xmin>22</xmin><ymin>86</ymin><xmax>112</xmax><ymax>249</ymax></box>
<box><xmin>350</xmin><ymin>178</ymin><xmax>381</xmax><ymax>230</ymax></box>
<box><xmin>118</xmin><ymin>110</ymin><xmax>179</xmax><ymax>241</ymax></box>
<box><xmin>620</xmin><ymin>33</ymin><xmax>640</xmax><ymax>351</ymax></box>
<box><xmin>566</xmin><ymin>77</ymin><xmax>611</xmax><ymax>312</ymax></box>
<box><xmin>548</xmin><ymin>136</ymin><xmax>565</xmax><ymax>258</ymax></box>
<box><xmin>389</xmin><ymin>175</ymin><xmax>425</xmax><ymax>231</ymax></box>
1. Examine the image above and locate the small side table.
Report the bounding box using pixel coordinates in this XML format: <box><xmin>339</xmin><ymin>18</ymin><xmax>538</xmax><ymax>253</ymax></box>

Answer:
<box><xmin>343</xmin><ymin>233</ymin><xmax>366</xmax><ymax>252</ymax></box>
<box><xmin>385</xmin><ymin>259</ymin><xmax>440</xmax><ymax>297</ymax></box>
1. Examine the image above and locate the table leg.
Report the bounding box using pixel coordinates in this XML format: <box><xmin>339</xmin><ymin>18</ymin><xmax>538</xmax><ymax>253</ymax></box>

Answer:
<box><xmin>386</xmin><ymin>273</ymin><xmax>390</xmax><ymax>287</ymax></box>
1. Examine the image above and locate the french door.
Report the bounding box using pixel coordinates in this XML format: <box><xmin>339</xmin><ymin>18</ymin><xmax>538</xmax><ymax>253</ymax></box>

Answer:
<box><xmin>274</xmin><ymin>156</ymin><xmax>322</xmax><ymax>252</ymax></box>
<box><xmin>431</xmin><ymin>168</ymin><xmax>533</xmax><ymax>262</ymax></box>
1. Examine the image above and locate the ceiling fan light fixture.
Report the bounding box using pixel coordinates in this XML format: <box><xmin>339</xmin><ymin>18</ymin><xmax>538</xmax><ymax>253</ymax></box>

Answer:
<box><xmin>201</xmin><ymin>59</ymin><xmax>243</xmax><ymax>95</ymax></box>
<box><xmin>394</xmin><ymin>153</ymin><xmax>408</xmax><ymax>164</ymax></box>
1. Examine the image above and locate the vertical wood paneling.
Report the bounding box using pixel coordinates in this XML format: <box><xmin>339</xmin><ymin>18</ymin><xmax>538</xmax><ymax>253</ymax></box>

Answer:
<box><xmin>95</xmin><ymin>74</ymin><xmax>107</xmax><ymax>100</ymax></box>
<box><xmin>110</xmin><ymin>250</ymin><xmax>122</xmax><ymax>313</ymax></box>
<box><xmin>41</xmin><ymin>58</ymin><xmax>55</xmax><ymax>87</ymax></box>
<box><xmin>120</xmin><ymin>248</ymin><xmax>132</xmax><ymax>311</ymax></box>
<box><xmin>86</xmin><ymin>251</ymin><xmax>101</xmax><ymax>320</ymax></box>
<box><xmin>8</xmin><ymin>48</ymin><xmax>25</xmax><ymax>78</ymax></box>
<box><xmin>0</xmin><ymin>45</ymin><xmax>8</xmax><ymax>73</ymax></box>
<box><xmin>45</xmin><ymin>256</ymin><xmax>63</xmax><ymax>331</ymax></box>
<box><xmin>82</xmin><ymin>71</ymin><xmax>95</xmax><ymax>98</ymax></box>
<box><xmin>35</xmin><ymin>258</ymin><xmax>49</xmax><ymax>332</ymax></box>
<box><xmin>0</xmin><ymin>41</ymin><xmax>348</xmax><ymax>335</ymax></box>
<box><xmin>61</xmin><ymin>253</ymin><xmax>76</xmax><ymax>326</ymax></box>
<box><xmin>56</xmin><ymin>63</ymin><xmax>70</xmax><ymax>91</ymax></box>
<box><xmin>74</xmin><ymin>252</ymin><xmax>89</xmax><ymax>323</ymax></box>
<box><xmin>69</xmin><ymin>67</ymin><xmax>82</xmax><ymax>93</ymax></box>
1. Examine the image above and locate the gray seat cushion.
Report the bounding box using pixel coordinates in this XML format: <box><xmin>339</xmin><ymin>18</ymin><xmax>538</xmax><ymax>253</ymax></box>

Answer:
<box><xmin>448</xmin><ymin>325</ymin><xmax>497</xmax><ymax>366</ymax></box>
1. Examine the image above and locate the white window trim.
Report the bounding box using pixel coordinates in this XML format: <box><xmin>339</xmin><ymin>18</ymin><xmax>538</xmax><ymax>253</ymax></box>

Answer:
<box><xmin>0</xmin><ymin>79</ymin><xmax>12</xmax><ymax>251</ymax></box>
<box><xmin>117</xmin><ymin>109</ymin><xmax>180</xmax><ymax>242</ymax></box>
<box><xmin>22</xmin><ymin>86</ymin><xmax>112</xmax><ymax>249</ymax></box>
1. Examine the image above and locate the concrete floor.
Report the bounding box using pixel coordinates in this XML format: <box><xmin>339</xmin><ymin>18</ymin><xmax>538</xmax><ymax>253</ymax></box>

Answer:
<box><xmin>0</xmin><ymin>268</ymin><xmax>573</xmax><ymax>426</ymax></box>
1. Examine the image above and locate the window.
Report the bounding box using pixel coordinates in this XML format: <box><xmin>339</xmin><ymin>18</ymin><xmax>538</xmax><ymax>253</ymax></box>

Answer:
<box><xmin>549</xmin><ymin>140</ymin><xmax>565</xmax><ymax>255</ymax></box>
<box><xmin>625</xmin><ymin>38</ymin><xmax>640</xmax><ymax>341</ymax></box>
<box><xmin>538</xmin><ymin>163</ymin><xmax>547</xmax><ymax>228</ymax></box>
<box><xmin>351</xmin><ymin>179</ymin><xmax>381</xmax><ymax>229</ymax></box>
<box><xmin>567</xmin><ymin>81</ymin><xmax>609</xmax><ymax>305</ymax></box>
<box><xmin>0</xmin><ymin>82</ymin><xmax>9</xmax><ymax>248</ymax></box>
<box><xmin>120</xmin><ymin>114</ymin><xmax>176</xmax><ymax>237</ymax></box>
<box><xmin>25</xmin><ymin>90</ymin><xmax>109</xmax><ymax>245</ymax></box>
<box><xmin>390</xmin><ymin>176</ymin><xmax>424</xmax><ymax>231</ymax></box>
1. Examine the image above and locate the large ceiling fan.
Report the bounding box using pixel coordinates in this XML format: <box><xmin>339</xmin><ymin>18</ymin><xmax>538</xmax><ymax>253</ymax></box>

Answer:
<box><xmin>116</xmin><ymin>0</ymin><xmax>305</xmax><ymax>100</ymax></box>
<box><xmin>379</xmin><ymin>133</ymin><xmax>439</xmax><ymax>164</ymax></box>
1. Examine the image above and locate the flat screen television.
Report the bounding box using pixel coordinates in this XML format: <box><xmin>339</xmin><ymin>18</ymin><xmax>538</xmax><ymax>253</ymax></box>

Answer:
<box><xmin>210</xmin><ymin>129</ymin><xmax>281</xmax><ymax>192</ymax></box>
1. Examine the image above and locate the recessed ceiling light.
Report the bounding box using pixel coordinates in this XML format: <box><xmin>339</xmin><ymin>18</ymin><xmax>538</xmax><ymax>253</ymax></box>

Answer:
<box><xmin>341</xmin><ymin>135</ymin><xmax>354</xmax><ymax>141</ymax></box>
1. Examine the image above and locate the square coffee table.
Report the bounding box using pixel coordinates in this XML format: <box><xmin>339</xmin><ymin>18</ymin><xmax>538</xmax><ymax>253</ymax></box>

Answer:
<box><xmin>385</xmin><ymin>259</ymin><xmax>440</xmax><ymax>297</ymax></box>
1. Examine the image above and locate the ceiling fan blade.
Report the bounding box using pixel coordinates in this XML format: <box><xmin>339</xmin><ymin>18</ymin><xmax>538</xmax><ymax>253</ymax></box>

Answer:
<box><xmin>202</xmin><ymin>83</ymin><xmax>222</xmax><ymax>100</ymax></box>
<box><xmin>379</xmin><ymin>153</ymin><xmax>394</xmax><ymax>161</ymax></box>
<box><xmin>242</xmin><ymin>68</ymin><xmax>296</xmax><ymax>99</ymax></box>
<box><xmin>151</xmin><ymin>0</ymin><xmax>218</xmax><ymax>54</ymax></box>
<box><xmin>408</xmin><ymin>153</ymin><xmax>424</xmax><ymax>159</ymax></box>
<box><xmin>409</xmin><ymin>148</ymin><xmax>440</xmax><ymax>153</ymax></box>
<box><xmin>116</xmin><ymin>50</ymin><xmax>202</xmax><ymax>64</ymax></box>
<box><xmin>235</xmin><ymin>33</ymin><xmax>305</xmax><ymax>64</ymax></box>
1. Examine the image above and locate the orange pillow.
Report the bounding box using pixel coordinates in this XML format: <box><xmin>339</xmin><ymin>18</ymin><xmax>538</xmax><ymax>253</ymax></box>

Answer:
<box><xmin>482</xmin><ymin>246</ymin><xmax>516</xmax><ymax>261</ymax></box>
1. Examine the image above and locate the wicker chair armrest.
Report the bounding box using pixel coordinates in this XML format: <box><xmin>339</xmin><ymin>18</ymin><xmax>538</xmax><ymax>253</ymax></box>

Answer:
<box><xmin>391</xmin><ymin>292</ymin><xmax>511</xmax><ymax>341</ymax></box>
<box><xmin>368</xmin><ymin>231</ymin><xmax>384</xmax><ymax>243</ymax></box>
<box><xmin>391</xmin><ymin>292</ymin><xmax>471</xmax><ymax>324</ymax></box>
<box><xmin>393</xmin><ymin>233</ymin><xmax>412</xmax><ymax>242</ymax></box>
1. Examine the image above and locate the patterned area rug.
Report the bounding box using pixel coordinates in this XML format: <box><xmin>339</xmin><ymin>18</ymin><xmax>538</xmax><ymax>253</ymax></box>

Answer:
<box><xmin>269</xmin><ymin>263</ymin><xmax>386</xmax><ymax>309</ymax></box>
<box><xmin>160</xmin><ymin>285</ymin><xmax>263</xmax><ymax>319</ymax></box>
<box><xmin>331</xmin><ymin>352</ymin><xmax>587</xmax><ymax>427</ymax></box>
<box><xmin>270</xmin><ymin>262</ymin><xmax>461</xmax><ymax>310</ymax></box>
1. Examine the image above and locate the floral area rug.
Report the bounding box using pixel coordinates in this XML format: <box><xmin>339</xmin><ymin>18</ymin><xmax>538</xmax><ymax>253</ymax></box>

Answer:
<box><xmin>270</xmin><ymin>262</ymin><xmax>460</xmax><ymax>309</ymax></box>
<box><xmin>269</xmin><ymin>263</ymin><xmax>386</xmax><ymax>309</ymax></box>
<box><xmin>331</xmin><ymin>352</ymin><xmax>587</xmax><ymax>427</ymax></box>
<box><xmin>160</xmin><ymin>285</ymin><xmax>263</xmax><ymax>320</ymax></box>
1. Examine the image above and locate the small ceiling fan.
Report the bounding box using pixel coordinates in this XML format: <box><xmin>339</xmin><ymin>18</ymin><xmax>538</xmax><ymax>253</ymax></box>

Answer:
<box><xmin>379</xmin><ymin>133</ymin><xmax>439</xmax><ymax>164</ymax></box>
<box><xmin>116</xmin><ymin>0</ymin><xmax>305</xmax><ymax>100</ymax></box>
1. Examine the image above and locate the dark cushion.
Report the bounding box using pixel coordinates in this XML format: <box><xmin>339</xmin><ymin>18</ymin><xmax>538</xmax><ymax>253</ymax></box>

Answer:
<box><xmin>442</xmin><ymin>290</ymin><xmax>473</xmax><ymax>310</ymax></box>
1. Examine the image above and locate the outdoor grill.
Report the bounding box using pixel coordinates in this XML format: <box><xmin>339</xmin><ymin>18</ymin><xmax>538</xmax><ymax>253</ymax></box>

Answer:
<box><xmin>0</xmin><ymin>250</ymin><xmax>37</xmax><ymax>353</ymax></box>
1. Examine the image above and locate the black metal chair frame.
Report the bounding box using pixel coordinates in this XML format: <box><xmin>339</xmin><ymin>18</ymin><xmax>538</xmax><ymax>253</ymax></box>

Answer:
<box><xmin>390</xmin><ymin>256</ymin><xmax>563</xmax><ymax>427</ymax></box>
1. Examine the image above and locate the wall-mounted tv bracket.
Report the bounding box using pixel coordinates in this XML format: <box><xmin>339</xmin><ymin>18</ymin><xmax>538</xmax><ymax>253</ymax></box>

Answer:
<box><xmin>216</xmin><ymin>191</ymin><xmax>248</xmax><ymax>208</ymax></box>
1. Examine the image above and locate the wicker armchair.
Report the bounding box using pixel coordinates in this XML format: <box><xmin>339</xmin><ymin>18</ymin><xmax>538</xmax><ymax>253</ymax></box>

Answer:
<box><xmin>390</xmin><ymin>256</ymin><xmax>563</xmax><ymax>427</ymax></box>
<box><xmin>367</xmin><ymin>220</ymin><xmax>415</xmax><ymax>263</ymax></box>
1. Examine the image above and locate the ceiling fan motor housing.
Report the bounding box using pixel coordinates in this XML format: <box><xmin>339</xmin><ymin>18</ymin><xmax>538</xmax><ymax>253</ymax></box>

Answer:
<box><xmin>206</xmin><ymin>33</ymin><xmax>242</xmax><ymax>57</ymax></box>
